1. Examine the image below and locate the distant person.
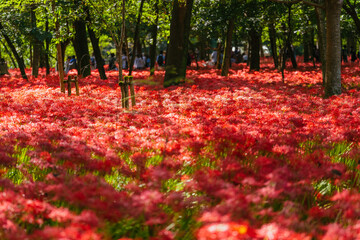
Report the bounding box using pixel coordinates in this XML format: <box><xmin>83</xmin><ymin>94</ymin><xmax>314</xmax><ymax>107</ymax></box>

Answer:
<box><xmin>145</xmin><ymin>54</ymin><xmax>150</xmax><ymax>67</ymax></box>
<box><xmin>69</xmin><ymin>55</ymin><xmax>77</xmax><ymax>70</ymax></box>
<box><xmin>108</xmin><ymin>53</ymin><xmax>117</xmax><ymax>71</ymax></box>
<box><xmin>211</xmin><ymin>50</ymin><xmax>217</xmax><ymax>65</ymax></box>
<box><xmin>134</xmin><ymin>54</ymin><xmax>145</xmax><ymax>69</ymax></box>
<box><xmin>157</xmin><ymin>51</ymin><xmax>164</xmax><ymax>67</ymax></box>
<box><xmin>90</xmin><ymin>54</ymin><xmax>96</xmax><ymax>70</ymax></box>
<box><xmin>195</xmin><ymin>48</ymin><xmax>200</xmax><ymax>61</ymax></box>
<box><xmin>242</xmin><ymin>53</ymin><xmax>248</xmax><ymax>63</ymax></box>
<box><xmin>121</xmin><ymin>53</ymin><xmax>127</xmax><ymax>69</ymax></box>
<box><xmin>64</xmin><ymin>56</ymin><xmax>71</xmax><ymax>74</ymax></box>
<box><xmin>142</xmin><ymin>53</ymin><xmax>147</xmax><ymax>67</ymax></box>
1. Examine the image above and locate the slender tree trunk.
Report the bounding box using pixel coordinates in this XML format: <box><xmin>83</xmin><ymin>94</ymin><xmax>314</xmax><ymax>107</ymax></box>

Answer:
<box><xmin>39</xmin><ymin>45</ymin><xmax>46</xmax><ymax>69</ymax></box>
<box><xmin>164</xmin><ymin>0</ymin><xmax>194</xmax><ymax>87</ymax></box>
<box><xmin>31</xmin><ymin>5</ymin><xmax>41</xmax><ymax>78</ymax></box>
<box><xmin>200</xmin><ymin>36</ymin><xmax>206</xmax><ymax>60</ymax></box>
<box><xmin>30</xmin><ymin>46</ymin><xmax>32</xmax><ymax>69</ymax></box>
<box><xmin>52</xmin><ymin>0</ymin><xmax>64</xmax><ymax>92</ymax></box>
<box><xmin>221</xmin><ymin>18</ymin><xmax>235</xmax><ymax>76</ymax></box>
<box><xmin>1</xmin><ymin>40</ymin><xmax>17</xmax><ymax>68</ymax></box>
<box><xmin>249</xmin><ymin>28</ymin><xmax>261</xmax><ymax>71</ymax></box>
<box><xmin>128</xmin><ymin>0</ymin><xmax>146</xmax><ymax>76</ymax></box>
<box><xmin>324</xmin><ymin>0</ymin><xmax>342</xmax><ymax>98</ymax></box>
<box><xmin>73</xmin><ymin>18</ymin><xmax>91</xmax><ymax>78</ymax></box>
<box><xmin>288</xmin><ymin>42</ymin><xmax>297</xmax><ymax>68</ymax></box>
<box><xmin>0</xmin><ymin>23</ymin><xmax>27</xmax><ymax>80</ymax></box>
<box><xmin>316</xmin><ymin>5</ymin><xmax>326</xmax><ymax>85</ymax></box>
<box><xmin>310</xmin><ymin>28</ymin><xmax>316</xmax><ymax>67</ymax></box>
<box><xmin>304</xmin><ymin>31</ymin><xmax>310</xmax><ymax>62</ymax></box>
<box><xmin>216</xmin><ymin>42</ymin><xmax>222</xmax><ymax>69</ymax></box>
<box><xmin>88</xmin><ymin>26</ymin><xmax>107</xmax><ymax>79</ymax></box>
<box><xmin>45</xmin><ymin>18</ymin><xmax>50</xmax><ymax>75</ymax></box>
<box><xmin>61</xmin><ymin>41</ymin><xmax>69</xmax><ymax>67</ymax></box>
<box><xmin>150</xmin><ymin>0</ymin><xmax>159</xmax><ymax>76</ymax></box>
<box><xmin>268</xmin><ymin>22</ymin><xmax>278</xmax><ymax>69</ymax></box>
<box><xmin>343</xmin><ymin>1</ymin><xmax>360</xmax><ymax>35</ymax></box>
<box><xmin>286</xmin><ymin>5</ymin><xmax>297</xmax><ymax>69</ymax></box>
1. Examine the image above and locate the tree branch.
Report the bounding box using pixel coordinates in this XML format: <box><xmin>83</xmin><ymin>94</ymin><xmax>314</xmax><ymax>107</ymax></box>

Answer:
<box><xmin>268</xmin><ymin>0</ymin><xmax>301</xmax><ymax>4</ymax></box>
<box><xmin>301</xmin><ymin>0</ymin><xmax>325</xmax><ymax>9</ymax></box>
<box><xmin>268</xmin><ymin>0</ymin><xmax>325</xmax><ymax>9</ymax></box>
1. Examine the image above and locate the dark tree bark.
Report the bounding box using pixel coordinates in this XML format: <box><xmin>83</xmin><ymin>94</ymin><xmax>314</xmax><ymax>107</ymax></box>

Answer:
<box><xmin>309</xmin><ymin>28</ymin><xmax>316</xmax><ymax>67</ymax></box>
<box><xmin>343</xmin><ymin>0</ymin><xmax>360</xmax><ymax>35</ymax></box>
<box><xmin>249</xmin><ymin>28</ymin><xmax>261</xmax><ymax>71</ymax></box>
<box><xmin>61</xmin><ymin>40</ymin><xmax>70</xmax><ymax>67</ymax></box>
<box><xmin>324</xmin><ymin>0</ymin><xmax>342</xmax><ymax>98</ymax></box>
<box><xmin>45</xmin><ymin>18</ymin><xmax>50</xmax><ymax>75</ymax></box>
<box><xmin>150</xmin><ymin>0</ymin><xmax>159</xmax><ymax>76</ymax></box>
<box><xmin>316</xmin><ymin>5</ymin><xmax>326</xmax><ymax>85</ymax></box>
<box><xmin>303</xmin><ymin>32</ymin><xmax>310</xmax><ymax>62</ymax></box>
<box><xmin>286</xmin><ymin>5</ymin><xmax>297</xmax><ymax>69</ymax></box>
<box><xmin>88</xmin><ymin>26</ymin><xmax>107</xmax><ymax>80</ymax></box>
<box><xmin>164</xmin><ymin>0</ymin><xmax>194</xmax><ymax>87</ymax></box>
<box><xmin>287</xmin><ymin>42</ymin><xmax>297</xmax><ymax>68</ymax></box>
<box><xmin>1</xmin><ymin>40</ymin><xmax>17</xmax><ymax>68</ymax></box>
<box><xmin>268</xmin><ymin>22</ymin><xmax>279</xmax><ymax>69</ymax></box>
<box><xmin>52</xmin><ymin>0</ymin><xmax>65</xmax><ymax>92</ymax></box>
<box><xmin>128</xmin><ymin>0</ymin><xmax>146</xmax><ymax>76</ymax></box>
<box><xmin>73</xmin><ymin>18</ymin><xmax>91</xmax><ymax>78</ymax></box>
<box><xmin>31</xmin><ymin>5</ymin><xmax>41</xmax><ymax>78</ymax></box>
<box><xmin>216</xmin><ymin>42</ymin><xmax>222</xmax><ymax>70</ymax></box>
<box><xmin>0</xmin><ymin>23</ymin><xmax>27</xmax><ymax>80</ymax></box>
<box><xmin>221</xmin><ymin>18</ymin><xmax>235</xmax><ymax>76</ymax></box>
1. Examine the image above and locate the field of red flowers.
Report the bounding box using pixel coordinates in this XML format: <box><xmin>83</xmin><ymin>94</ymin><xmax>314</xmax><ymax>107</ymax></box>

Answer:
<box><xmin>1</xmin><ymin>61</ymin><xmax>360</xmax><ymax>239</ymax></box>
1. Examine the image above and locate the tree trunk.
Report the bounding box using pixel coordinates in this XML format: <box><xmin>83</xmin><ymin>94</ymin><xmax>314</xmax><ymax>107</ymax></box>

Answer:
<box><xmin>52</xmin><ymin>0</ymin><xmax>65</xmax><ymax>92</ymax></box>
<box><xmin>216</xmin><ymin>42</ymin><xmax>222</xmax><ymax>69</ymax></box>
<box><xmin>324</xmin><ymin>0</ymin><xmax>342</xmax><ymax>98</ymax></box>
<box><xmin>309</xmin><ymin>28</ymin><xmax>316</xmax><ymax>67</ymax></box>
<box><xmin>1</xmin><ymin>40</ymin><xmax>17</xmax><ymax>68</ymax></box>
<box><xmin>60</xmin><ymin>41</ymin><xmax>69</xmax><ymax>67</ymax></box>
<box><xmin>73</xmin><ymin>18</ymin><xmax>91</xmax><ymax>78</ymax></box>
<box><xmin>268</xmin><ymin>22</ymin><xmax>278</xmax><ymax>69</ymax></box>
<box><xmin>88</xmin><ymin>26</ymin><xmax>107</xmax><ymax>80</ymax></box>
<box><xmin>31</xmin><ymin>5</ymin><xmax>41</xmax><ymax>78</ymax></box>
<box><xmin>304</xmin><ymin>32</ymin><xmax>310</xmax><ymax>62</ymax></box>
<box><xmin>316</xmin><ymin>6</ymin><xmax>326</xmax><ymax>85</ymax></box>
<box><xmin>0</xmin><ymin>23</ymin><xmax>27</xmax><ymax>80</ymax></box>
<box><xmin>288</xmin><ymin>42</ymin><xmax>297</xmax><ymax>68</ymax></box>
<box><xmin>128</xmin><ymin>0</ymin><xmax>146</xmax><ymax>76</ymax></box>
<box><xmin>221</xmin><ymin>18</ymin><xmax>235</xmax><ymax>76</ymax></box>
<box><xmin>45</xmin><ymin>18</ymin><xmax>50</xmax><ymax>75</ymax></box>
<box><xmin>164</xmin><ymin>0</ymin><xmax>194</xmax><ymax>87</ymax></box>
<box><xmin>286</xmin><ymin>5</ymin><xmax>297</xmax><ymax>69</ymax></box>
<box><xmin>343</xmin><ymin>1</ymin><xmax>360</xmax><ymax>36</ymax></box>
<box><xmin>150</xmin><ymin>0</ymin><xmax>159</xmax><ymax>76</ymax></box>
<box><xmin>249</xmin><ymin>28</ymin><xmax>261</xmax><ymax>71</ymax></box>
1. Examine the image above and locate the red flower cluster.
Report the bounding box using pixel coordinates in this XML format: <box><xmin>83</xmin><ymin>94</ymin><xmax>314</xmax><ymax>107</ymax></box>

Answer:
<box><xmin>0</xmin><ymin>62</ymin><xmax>360</xmax><ymax>239</ymax></box>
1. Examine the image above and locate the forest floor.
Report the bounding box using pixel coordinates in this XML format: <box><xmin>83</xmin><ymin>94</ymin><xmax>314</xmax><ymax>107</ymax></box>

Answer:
<box><xmin>1</xmin><ymin>60</ymin><xmax>360</xmax><ymax>239</ymax></box>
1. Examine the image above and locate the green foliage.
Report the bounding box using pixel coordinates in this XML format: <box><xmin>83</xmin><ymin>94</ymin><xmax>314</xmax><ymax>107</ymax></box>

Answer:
<box><xmin>5</xmin><ymin>146</ymin><xmax>50</xmax><ymax>184</ymax></box>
